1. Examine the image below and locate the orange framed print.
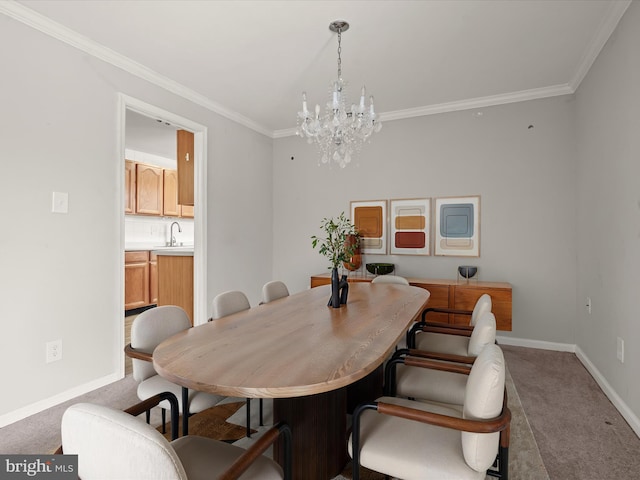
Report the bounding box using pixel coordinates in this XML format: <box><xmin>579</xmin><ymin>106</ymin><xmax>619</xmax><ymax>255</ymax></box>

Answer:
<box><xmin>390</xmin><ymin>198</ymin><xmax>431</xmax><ymax>255</ymax></box>
<box><xmin>434</xmin><ymin>196</ymin><xmax>480</xmax><ymax>257</ymax></box>
<box><xmin>351</xmin><ymin>200</ymin><xmax>387</xmax><ymax>254</ymax></box>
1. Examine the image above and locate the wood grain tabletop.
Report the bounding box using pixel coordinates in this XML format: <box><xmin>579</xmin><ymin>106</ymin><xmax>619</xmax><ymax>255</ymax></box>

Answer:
<box><xmin>153</xmin><ymin>283</ymin><xmax>430</xmax><ymax>398</ymax></box>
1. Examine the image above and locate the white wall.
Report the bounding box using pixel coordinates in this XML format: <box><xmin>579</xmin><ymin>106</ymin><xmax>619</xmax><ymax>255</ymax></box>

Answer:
<box><xmin>575</xmin><ymin>0</ymin><xmax>640</xmax><ymax>421</ymax></box>
<box><xmin>273</xmin><ymin>95</ymin><xmax>578</xmax><ymax>343</ymax></box>
<box><xmin>0</xmin><ymin>15</ymin><xmax>272</xmax><ymax>421</ymax></box>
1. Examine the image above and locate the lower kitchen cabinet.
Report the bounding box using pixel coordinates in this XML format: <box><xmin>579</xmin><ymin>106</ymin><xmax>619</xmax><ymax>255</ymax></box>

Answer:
<box><xmin>124</xmin><ymin>251</ymin><xmax>150</xmax><ymax>310</ymax></box>
<box><xmin>149</xmin><ymin>252</ymin><xmax>158</xmax><ymax>305</ymax></box>
<box><xmin>157</xmin><ymin>254</ymin><xmax>193</xmax><ymax>324</ymax></box>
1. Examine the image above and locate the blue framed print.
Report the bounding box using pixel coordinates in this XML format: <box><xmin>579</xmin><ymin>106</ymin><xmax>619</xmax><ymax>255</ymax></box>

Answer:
<box><xmin>434</xmin><ymin>196</ymin><xmax>480</xmax><ymax>257</ymax></box>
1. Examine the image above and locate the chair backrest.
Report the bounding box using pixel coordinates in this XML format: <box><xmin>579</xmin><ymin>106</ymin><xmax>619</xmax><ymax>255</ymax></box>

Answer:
<box><xmin>62</xmin><ymin>403</ymin><xmax>187</xmax><ymax>480</ymax></box>
<box><xmin>467</xmin><ymin>311</ymin><xmax>496</xmax><ymax>356</ymax></box>
<box><xmin>470</xmin><ymin>294</ymin><xmax>492</xmax><ymax>326</ymax></box>
<box><xmin>371</xmin><ymin>275</ymin><xmax>410</xmax><ymax>285</ymax></box>
<box><xmin>461</xmin><ymin>344</ymin><xmax>505</xmax><ymax>473</ymax></box>
<box><xmin>262</xmin><ymin>281</ymin><xmax>290</xmax><ymax>304</ymax></box>
<box><xmin>211</xmin><ymin>290</ymin><xmax>250</xmax><ymax>319</ymax></box>
<box><xmin>131</xmin><ymin>306</ymin><xmax>191</xmax><ymax>382</ymax></box>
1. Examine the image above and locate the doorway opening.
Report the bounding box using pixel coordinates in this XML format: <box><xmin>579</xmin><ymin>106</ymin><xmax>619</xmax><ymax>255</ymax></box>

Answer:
<box><xmin>118</xmin><ymin>94</ymin><xmax>208</xmax><ymax>377</ymax></box>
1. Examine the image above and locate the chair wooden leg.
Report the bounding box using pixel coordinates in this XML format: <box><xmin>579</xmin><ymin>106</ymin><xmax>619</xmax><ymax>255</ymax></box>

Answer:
<box><xmin>145</xmin><ymin>409</ymin><xmax>150</xmax><ymax>424</ymax></box>
<box><xmin>161</xmin><ymin>408</ymin><xmax>166</xmax><ymax>434</ymax></box>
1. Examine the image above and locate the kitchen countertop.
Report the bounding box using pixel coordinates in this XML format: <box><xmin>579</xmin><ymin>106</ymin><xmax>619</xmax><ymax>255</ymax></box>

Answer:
<box><xmin>151</xmin><ymin>247</ymin><xmax>194</xmax><ymax>256</ymax></box>
<box><xmin>125</xmin><ymin>243</ymin><xmax>194</xmax><ymax>255</ymax></box>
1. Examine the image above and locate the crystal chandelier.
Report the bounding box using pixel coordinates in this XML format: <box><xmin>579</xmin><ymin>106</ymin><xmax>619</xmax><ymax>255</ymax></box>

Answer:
<box><xmin>297</xmin><ymin>21</ymin><xmax>381</xmax><ymax>168</ymax></box>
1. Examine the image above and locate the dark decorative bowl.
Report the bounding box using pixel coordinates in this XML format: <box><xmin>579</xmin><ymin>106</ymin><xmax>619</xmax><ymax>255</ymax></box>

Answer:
<box><xmin>366</xmin><ymin>263</ymin><xmax>395</xmax><ymax>275</ymax></box>
<box><xmin>458</xmin><ymin>265</ymin><xmax>478</xmax><ymax>279</ymax></box>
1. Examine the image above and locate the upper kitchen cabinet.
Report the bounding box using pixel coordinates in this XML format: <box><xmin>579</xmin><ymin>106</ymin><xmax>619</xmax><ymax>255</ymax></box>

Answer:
<box><xmin>177</xmin><ymin>130</ymin><xmax>194</xmax><ymax>206</ymax></box>
<box><xmin>180</xmin><ymin>205</ymin><xmax>194</xmax><ymax>218</ymax></box>
<box><xmin>163</xmin><ymin>169</ymin><xmax>180</xmax><ymax>217</ymax></box>
<box><xmin>124</xmin><ymin>160</ymin><xmax>136</xmax><ymax>214</ymax></box>
<box><xmin>135</xmin><ymin>163</ymin><xmax>164</xmax><ymax>215</ymax></box>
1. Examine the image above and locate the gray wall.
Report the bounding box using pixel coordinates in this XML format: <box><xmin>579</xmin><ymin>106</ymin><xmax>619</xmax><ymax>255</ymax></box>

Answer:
<box><xmin>575</xmin><ymin>0</ymin><xmax>640</xmax><ymax>421</ymax></box>
<box><xmin>0</xmin><ymin>15</ymin><xmax>273</xmax><ymax>419</ymax></box>
<box><xmin>273</xmin><ymin>95</ymin><xmax>578</xmax><ymax>344</ymax></box>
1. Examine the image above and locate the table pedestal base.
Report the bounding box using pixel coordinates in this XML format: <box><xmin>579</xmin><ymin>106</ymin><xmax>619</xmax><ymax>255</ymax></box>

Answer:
<box><xmin>273</xmin><ymin>388</ymin><xmax>348</xmax><ymax>480</ymax></box>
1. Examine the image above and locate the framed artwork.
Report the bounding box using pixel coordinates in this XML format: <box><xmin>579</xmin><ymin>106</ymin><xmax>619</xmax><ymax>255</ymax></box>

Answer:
<box><xmin>390</xmin><ymin>198</ymin><xmax>431</xmax><ymax>255</ymax></box>
<box><xmin>351</xmin><ymin>200</ymin><xmax>387</xmax><ymax>254</ymax></box>
<box><xmin>434</xmin><ymin>196</ymin><xmax>480</xmax><ymax>257</ymax></box>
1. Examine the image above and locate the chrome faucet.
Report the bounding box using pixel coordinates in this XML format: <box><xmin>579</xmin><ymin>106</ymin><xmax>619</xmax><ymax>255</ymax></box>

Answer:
<box><xmin>170</xmin><ymin>221</ymin><xmax>182</xmax><ymax>247</ymax></box>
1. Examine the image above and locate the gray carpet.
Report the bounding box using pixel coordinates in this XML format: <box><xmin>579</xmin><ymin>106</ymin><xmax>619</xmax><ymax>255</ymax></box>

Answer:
<box><xmin>502</xmin><ymin>346</ymin><xmax>640</xmax><ymax>480</ymax></box>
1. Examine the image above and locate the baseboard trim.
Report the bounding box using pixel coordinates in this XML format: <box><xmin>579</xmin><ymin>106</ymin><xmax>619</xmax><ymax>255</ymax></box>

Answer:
<box><xmin>575</xmin><ymin>346</ymin><xmax>640</xmax><ymax>438</ymax></box>
<box><xmin>496</xmin><ymin>335</ymin><xmax>576</xmax><ymax>352</ymax></box>
<box><xmin>0</xmin><ymin>372</ymin><xmax>122</xmax><ymax>428</ymax></box>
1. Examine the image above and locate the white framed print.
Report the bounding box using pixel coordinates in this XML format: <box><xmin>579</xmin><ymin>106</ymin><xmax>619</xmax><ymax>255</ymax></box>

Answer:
<box><xmin>389</xmin><ymin>198</ymin><xmax>431</xmax><ymax>255</ymax></box>
<box><xmin>351</xmin><ymin>200</ymin><xmax>387</xmax><ymax>254</ymax></box>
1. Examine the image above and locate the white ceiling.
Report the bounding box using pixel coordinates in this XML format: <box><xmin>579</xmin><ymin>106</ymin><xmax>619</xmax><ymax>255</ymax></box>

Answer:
<box><xmin>7</xmin><ymin>0</ymin><xmax>632</xmax><ymax>137</ymax></box>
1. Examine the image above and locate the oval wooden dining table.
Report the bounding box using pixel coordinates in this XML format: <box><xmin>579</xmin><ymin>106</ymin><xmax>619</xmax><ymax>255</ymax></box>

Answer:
<box><xmin>153</xmin><ymin>282</ymin><xmax>430</xmax><ymax>480</ymax></box>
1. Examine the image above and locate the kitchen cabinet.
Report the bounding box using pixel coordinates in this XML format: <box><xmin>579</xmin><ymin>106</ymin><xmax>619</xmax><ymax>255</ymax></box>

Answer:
<box><xmin>124</xmin><ymin>160</ymin><xmax>136</xmax><ymax>214</ymax></box>
<box><xmin>157</xmin><ymin>253</ymin><xmax>193</xmax><ymax>324</ymax></box>
<box><xmin>165</xmin><ymin>169</ymin><xmax>193</xmax><ymax>218</ymax></box>
<box><xmin>149</xmin><ymin>251</ymin><xmax>158</xmax><ymax>305</ymax></box>
<box><xmin>310</xmin><ymin>273</ymin><xmax>512</xmax><ymax>331</ymax></box>
<box><xmin>180</xmin><ymin>204</ymin><xmax>194</xmax><ymax>218</ymax></box>
<box><xmin>177</xmin><ymin>129</ymin><xmax>194</xmax><ymax>206</ymax></box>
<box><xmin>125</xmin><ymin>161</ymin><xmax>193</xmax><ymax>218</ymax></box>
<box><xmin>135</xmin><ymin>163</ymin><xmax>164</xmax><ymax>215</ymax></box>
<box><xmin>163</xmin><ymin>169</ymin><xmax>180</xmax><ymax>217</ymax></box>
<box><xmin>125</xmin><ymin>251</ymin><xmax>150</xmax><ymax>310</ymax></box>
<box><xmin>125</xmin><ymin>251</ymin><xmax>159</xmax><ymax>311</ymax></box>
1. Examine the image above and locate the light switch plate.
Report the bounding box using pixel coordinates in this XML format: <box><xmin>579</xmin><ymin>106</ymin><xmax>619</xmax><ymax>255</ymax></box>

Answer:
<box><xmin>46</xmin><ymin>339</ymin><xmax>63</xmax><ymax>363</ymax></box>
<box><xmin>52</xmin><ymin>192</ymin><xmax>69</xmax><ymax>214</ymax></box>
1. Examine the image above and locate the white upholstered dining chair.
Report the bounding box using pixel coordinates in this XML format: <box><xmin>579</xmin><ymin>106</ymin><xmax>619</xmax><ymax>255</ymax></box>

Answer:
<box><xmin>125</xmin><ymin>305</ymin><xmax>224</xmax><ymax>436</ymax></box>
<box><xmin>60</xmin><ymin>393</ymin><xmax>291</xmax><ymax>480</ymax></box>
<box><xmin>211</xmin><ymin>290</ymin><xmax>251</xmax><ymax>320</ymax></box>
<box><xmin>261</xmin><ymin>280</ymin><xmax>290</xmax><ymax>304</ymax></box>
<box><xmin>210</xmin><ymin>290</ymin><xmax>261</xmax><ymax>436</ymax></box>
<box><xmin>349</xmin><ymin>344</ymin><xmax>510</xmax><ymax>480</ymax></box>
<box><xmin>407</xmin><ymin>293</ymin><xmax>492</xmax><ymax>348</ymax></box>
<box><xmin>371</xmin><ymin>275</ymin><xmax>410</xmax><ymax>285</ymax></box>
<box><xmin>410</xmin><ymin>310</ymin><xmax>496</xmax><ymax>360</ymax></box>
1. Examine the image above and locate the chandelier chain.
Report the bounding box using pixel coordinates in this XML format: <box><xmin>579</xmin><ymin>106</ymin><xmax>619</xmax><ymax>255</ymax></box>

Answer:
<box><xmin>337</xmin><ymin>28</ymin><xmax>342</xmax><ymax>79</ymax></box>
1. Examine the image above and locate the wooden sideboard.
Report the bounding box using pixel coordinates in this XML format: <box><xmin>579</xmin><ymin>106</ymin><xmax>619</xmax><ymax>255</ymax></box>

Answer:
<box><xmin>310</xmin><ymin>273</ymin><xmax>512</xmax><ymax>331</ymax></box>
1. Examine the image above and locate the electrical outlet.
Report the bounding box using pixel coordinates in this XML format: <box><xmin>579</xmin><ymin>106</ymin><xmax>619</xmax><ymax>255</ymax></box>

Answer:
<box><xmin>46</xmin><ymin>340</ymin><xmax>63</xmax><ymax>363</ymax></box>
<box><xmin>586</xmin><ymin>297</ymin><xmax>591</xmax><ymax>314</ymax></box>
<box><xmin>617</xmin><ymin>337</ymin><xmax>624</xmax><ymax>363</ymax></box>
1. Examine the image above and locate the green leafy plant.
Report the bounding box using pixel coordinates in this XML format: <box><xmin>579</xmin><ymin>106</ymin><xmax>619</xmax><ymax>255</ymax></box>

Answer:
<box><xmin>311</xmin><ymin>212</ymin><xmax>360</xmax><ymax>269</ymax></box>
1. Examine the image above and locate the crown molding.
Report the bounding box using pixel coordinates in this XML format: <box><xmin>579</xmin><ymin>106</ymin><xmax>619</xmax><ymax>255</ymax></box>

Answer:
<box><xmin>0</xmin><ymin>1</ymin><xmax>272</xmax><ymax>138</ymax></box>
<box><xmin>273</xmin><ymin>127</ymin><xmax>299</xmax><ymax>139</ymax></box>
<box><xmin>377</xmin><ymin>84</ymin><xmax>574</xmax><ymax>122</ymax></box>
<box><xmin>569</xmin><ymin>0</ymin><xmax>632</xmax><ymax>91</ymax></box>
<box><xmin>272</xmin><ymin>84</ymin><xmax>574</xmax><ymax>138</ymax></box>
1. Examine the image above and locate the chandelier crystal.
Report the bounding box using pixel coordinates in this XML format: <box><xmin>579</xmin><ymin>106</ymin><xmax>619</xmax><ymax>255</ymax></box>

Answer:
<box><xmin>297</xmin><ymin>21</ymin><xmax>381</xmax><ymax>168</ymax></box>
